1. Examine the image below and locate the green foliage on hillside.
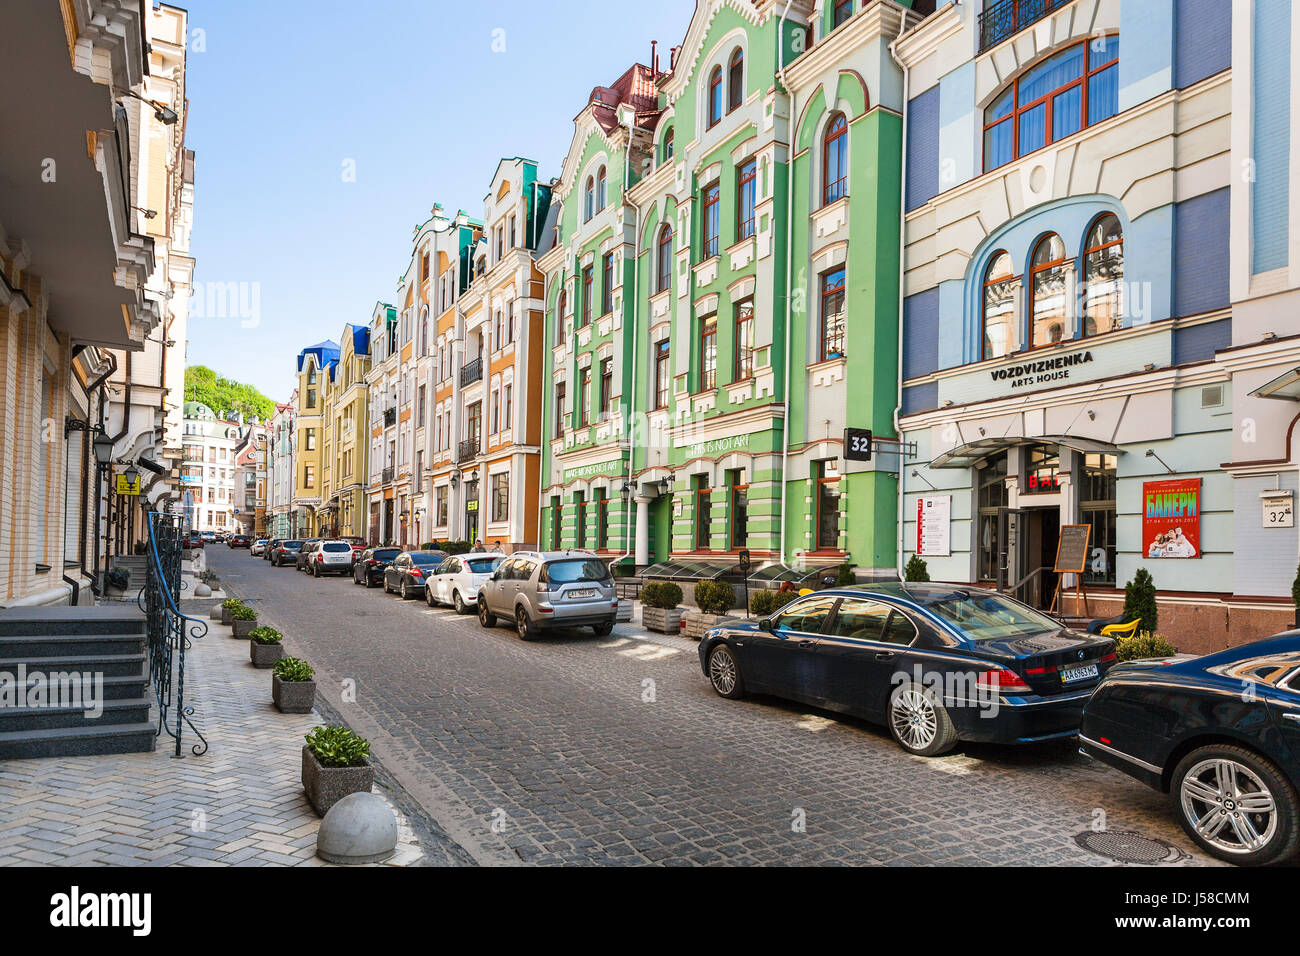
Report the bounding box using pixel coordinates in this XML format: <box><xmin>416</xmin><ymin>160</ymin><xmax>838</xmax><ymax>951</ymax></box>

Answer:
<box><xmin>184</xmin><ymin>365</ymin><xmax>277</xmax><ymax>422</ymax></box>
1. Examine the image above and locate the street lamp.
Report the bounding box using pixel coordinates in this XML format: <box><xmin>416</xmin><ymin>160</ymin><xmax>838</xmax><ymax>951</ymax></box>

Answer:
<box><xmin>119</xmin><ymin>90</ymin><xmax>178</xmax><ymax>125</ymax></box>
<box><xmin>92</xmin><ymin>432</ymin><xmax>115</xmax><ymax>467</ymax></box>
<box><xmin>123</xmin><ymin>464</ymin><xmax>140</xmax><ymax>486</ymax></box>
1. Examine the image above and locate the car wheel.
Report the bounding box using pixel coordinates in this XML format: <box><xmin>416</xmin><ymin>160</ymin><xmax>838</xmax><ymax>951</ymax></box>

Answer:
<box><xmin>453</xmin><ymin>591</ymin><xmax>466</xmax><ymax>615</ymax></box>
<box><xmin>400</xmin><ymin>580</ymin><xmax>410</xmax><ymax>600</ymax></box>
<box><xmin>313</xmin><ymin>564</ymin><xmax>320</xmax><ymax>578</ymax></box>
<box><xmin>425</xmin><ymin>586</ymin><xmax>436</xmax><ymax>608</ymax></box>
<box><xmin>516</xmin><ymin>607</ymin><xmax>537</xmax><ymax>642</ymax></box>
<box><xmin>366</xmin><ymin>575</ymin><xmax>376</xmax><ymax>589</ymax></box>
<box><xmin>707</xmin><ymin>644</ymin><xmax>745</xmax><ymax>699</ymax></box>
<box><xmin>1172</xmin><ymin>744</ymin><xmax>1300</xmax><ymax>866</ymax></box>
<box><xmin>888</xmin><ymin>683</ymin><xmax>958</xmax><ymax>757</ymax></box>
<box><xmin>478</xmin><ymin>598</ymin><xmax>496</xmax><ymax>628</ymax></box>
<box><xmin>592</xmin><ymin>620</ymin><xmax>614</xmax><ymax>637</ymax></box>
<box><xmin>383</xmin><ymin>577</ymin><xmax>391</xmax><ymax>594</ymax></box>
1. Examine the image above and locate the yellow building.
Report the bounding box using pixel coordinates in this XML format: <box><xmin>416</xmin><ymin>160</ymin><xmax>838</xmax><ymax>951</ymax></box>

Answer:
<box><xmin>319</xmin><ymin>325</ymin><xmax>371</xmax><ymax>537</ymax></box>
<box><xmin>292</xmin><ymin>341</ymin><xmax>338</xmax><ymax>536</ymax></box>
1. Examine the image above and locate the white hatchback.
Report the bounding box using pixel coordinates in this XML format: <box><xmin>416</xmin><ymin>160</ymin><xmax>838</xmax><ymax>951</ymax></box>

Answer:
<box><xmin>425</xmin><ymin>554</ymin><xmax>504</xmax><ymax>614</ymax></box>
<box><xmin>309</xmin><ymin>540</ymin><xmax>355</xmax><ymax>577</ymax></box>
<box><xmin>250</xmin><ymin>539</ymin><xmax>269</xmax><ymax>556</ymax></box>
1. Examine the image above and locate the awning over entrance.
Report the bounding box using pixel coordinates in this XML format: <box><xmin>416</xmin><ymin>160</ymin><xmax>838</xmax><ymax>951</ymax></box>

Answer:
<box><xmin>1249</xmin><ymin>367</ymin><xmax>1300</xmax><ymax>401</ymax></box>
<box><xmin>930</xmin><ymin>435</ymin><xmax>1123</xmax><ymax>469</ymax></box>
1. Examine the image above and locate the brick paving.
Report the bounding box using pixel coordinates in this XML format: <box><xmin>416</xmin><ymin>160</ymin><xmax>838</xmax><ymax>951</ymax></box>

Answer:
<box><xmin>210</xmin><ymin>548</ymin><xmax>1227</xmax><ymax>867</ymax></box>
<box><xmin>0</xmin><ymin>571</ymin><xmax>461</xmax><ymax>866</ymax></box>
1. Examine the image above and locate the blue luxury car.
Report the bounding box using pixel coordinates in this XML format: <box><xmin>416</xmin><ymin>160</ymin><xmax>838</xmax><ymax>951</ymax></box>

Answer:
<box><xmin>1080</xmin><ymin>633</ymin><xmax>1300</xmax><ymax>866</ymax></box>
<box><xmin>698</xmin><ymin>583</ymin><xmax>1116</xmax><ymax>757</ymax></box>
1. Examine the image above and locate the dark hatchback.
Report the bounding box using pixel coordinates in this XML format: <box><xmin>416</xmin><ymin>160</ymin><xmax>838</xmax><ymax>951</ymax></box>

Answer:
<box><xmin>1080</xmin><ymin>632</ymin><xmax>1300</xmax><ymax>866</ymax></box>
<box><xmin>269</xmin><ymin>540</ymin><xmax>302</xmax><ymax>567</ymax></box>
<box><xmin>699</xmin><ymin>583</ymin><xmax>1116</xmax><ymax>757</ymax></box>
<box><xmin>384</xmin><ymin>551</ymin><xmax>447</xmax><ymax>599</ymax></box>
<box><xmin>263</xmin><ymin>538</ymin><xmax>281</xmax><ymax>560</ymax></box>
<box><xmin>353</xmin><ymin>547</ymin><xmax>401</xmax><ymax>588</ymax></box>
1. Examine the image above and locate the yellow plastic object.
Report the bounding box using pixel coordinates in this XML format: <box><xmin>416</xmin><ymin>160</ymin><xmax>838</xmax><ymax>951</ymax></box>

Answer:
<box><xmin>798</xmin><ymin>588</ymin><xmax>815</xmax><ymax>596</ymax></box>
<box><xmin>1100</xmin><ymin>619</ymin><xmax>1141</xmax><ymax>640</ymax></box>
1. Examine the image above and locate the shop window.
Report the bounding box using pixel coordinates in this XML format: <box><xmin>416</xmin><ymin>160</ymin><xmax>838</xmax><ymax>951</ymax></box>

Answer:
<box><xmin>1029</xmin><ymin>234</ymin><xmax>1068</xmax><ymax>348</ymax></box>
<box><xmin>982</xmin><ymin>251</ymin><xmax>1018</xmax><ymax>360</ymax></box>
<box><xmin>1082</xmin><ymin>213</ymin><xmax>1124</xmax><ymax>337</ymax></box>
<box><xmin>815</xmin><ymin>460</ymin><xmax>841</xmax><ymax>551</ymax></box>
<box><xmin>694</xmin><ymin>475</ymin><xmax>713</xmax><ymax>550</ymax></box>
<box><xmin>976</xmin><ymin>457</ymin><xmax>1008</xmax><ymax>581</ymax></box>
<box><xmin>1081</xmin><ymin>453</ymin><xmax>1117</xmax><ymax>587</ymax></box>
<box><xmin>729</xmin><ymin>469</ymin><xmax>749</xmax><ymax>550</ymax></box>
<box><xmin>1023</xmin><ymin>444</ymin><xmax>1061</xmax><ymax>494</ymax></box>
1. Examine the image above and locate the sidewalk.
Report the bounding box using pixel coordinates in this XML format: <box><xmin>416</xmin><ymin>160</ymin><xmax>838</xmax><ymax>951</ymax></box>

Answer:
<box><xmin>0</xmin><ymin>575</ymin><xmax>447</xmax><ymax>866</ymax></box>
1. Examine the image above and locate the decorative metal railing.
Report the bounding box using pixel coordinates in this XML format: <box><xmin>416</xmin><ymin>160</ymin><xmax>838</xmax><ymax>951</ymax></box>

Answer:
<box><xmin>978</xmin><ymin>0</ymin><xmax>1070</xmax><ymax>53</ymax></box>
<box><xmin>460</xmin><ymin>357</ymin><xmax>483</xmax><ymax>386</ymax></box>
<box><xmin>138</xmin><ymin>510</ymin><xmax>209</xmax><ymax>757</ymax></box>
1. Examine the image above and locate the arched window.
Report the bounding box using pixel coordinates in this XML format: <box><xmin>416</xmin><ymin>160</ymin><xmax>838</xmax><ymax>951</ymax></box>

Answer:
<box><xmin>662</xmin><ymin>127</ymin><xmax>674</xmax><ymax>163</ymax></box>
<box><xmin>584</xmin><ymin>176</ymin><xmax>594</xmax><ymax>221</ymax></box>
<box><xmin>1082</xmin><ymin>214</ymin><xmax>1123</xmax><ymax>337</ymax></box>
<box><xmin>982</xmin><ymin>252</ymin><xmax>1017</xmax><ymax>360</ymax></box>
<box><xmin>708</xmin><ymin>66</ymin><xmax>723</xmax><ymax>128</ymax></box>
<box><xmin>984</xmin><ymin>35</ymin><xmax>1120</xmax><ymax>171</ymax></box>
<box><xmin>727</xmin><ymin>48</ymin><xmax>744</xmax><ymax>112</ymax></box>
<box><xmin>1029</xmin><ymin>234</ymin><xmax>1068</xmax><ymax>348</ymax></box>
<box><xmin>596</xmin><ymin>166</ymin><xmax>607</xmax><ymax>211</ymax></box>
<box><xmin>823</xmin><ymin>113</ymin><xmax>848</xmax><ymax>205</ymax></box>
<box><xmin>657</xmin><ymin>224</ymin><xmax>673</xmax><ymax>293</ymax></box>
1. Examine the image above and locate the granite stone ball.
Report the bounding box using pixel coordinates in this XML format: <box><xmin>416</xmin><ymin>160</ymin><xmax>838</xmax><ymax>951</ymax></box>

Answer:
<box><xmin>209</xmin><ymin>604</ymin><xmax>222</xmax><ymax>620</ymax></box>
<box><xmin>194</xmin><ymin>582</ymin><xmax>212</xmax><ymax>597</ymax></box>
<box><xmin>316</xmin><ymin>792</ymin><xmax>398</xmax><ymax>865</ymax></box>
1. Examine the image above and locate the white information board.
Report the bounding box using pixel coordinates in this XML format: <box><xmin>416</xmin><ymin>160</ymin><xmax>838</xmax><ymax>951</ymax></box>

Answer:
<box><xmin>916</xmin><ymin>495</ymin><xmax>951</xmax><ymax>557</ymax></box>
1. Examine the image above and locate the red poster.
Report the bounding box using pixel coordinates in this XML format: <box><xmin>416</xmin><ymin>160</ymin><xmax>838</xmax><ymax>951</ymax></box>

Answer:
<box><xmin>1142</xmin><ymin>478</ymin><xmax>1201</xmax><ymax>559</ymax></box>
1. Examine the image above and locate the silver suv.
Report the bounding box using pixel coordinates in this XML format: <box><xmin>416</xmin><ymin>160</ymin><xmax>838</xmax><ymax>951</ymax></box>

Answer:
<box><xmin>477</xmin><ymin>551</ymin><xmax>618</xmax><ymax>641</ymax></box>
<box><xmin>308</xmin><ymin>540</ymin><xmax>355</xmax><ymax>577</ymax></box>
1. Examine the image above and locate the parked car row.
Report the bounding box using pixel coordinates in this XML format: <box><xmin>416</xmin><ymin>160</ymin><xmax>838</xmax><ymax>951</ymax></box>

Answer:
<box><xmin>240</xmin><ymin>541</ymin><xmax>1300</xmax><ymax>866</ymax></box>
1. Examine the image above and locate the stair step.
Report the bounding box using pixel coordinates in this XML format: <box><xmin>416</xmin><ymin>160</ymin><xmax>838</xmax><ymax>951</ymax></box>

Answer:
<box><xmin>0</xmin><ymin>606</ymin><xmax>146</xmax><ymax>637</ymax></box>
<box><xmin>0</xmin><ymin>722</ymin><xmax>156</xmax><ymax>760</ymax></box>
<box><xmin>0</xmin><ymin>697</ymin><xmax>152</xmax><ymax>733</ymax></box>
<box><xmin>0</xmin><ymin>633</ymin><xmax>146</xmax><ymax>659</ymax></box>
<box><xmin>0</xmin><ymin>653</ymin><xmax>147</xmax><ymax>679</ymax></box>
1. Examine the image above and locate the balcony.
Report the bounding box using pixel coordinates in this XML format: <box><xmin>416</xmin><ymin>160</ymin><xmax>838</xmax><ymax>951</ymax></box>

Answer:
<box><xmin>458</xmin><ymin>437</ymin><xmax>481</xmax><ymax>462</ymax></box>
<box><xmin>978</xmin><ymin>0</ymin><xmax>1070</xmax><ymax>53</ymax></box>
<box><xmin>460</xmin><ymin>357</ymin><xmax>483</xmax><ymax>387</ymax></box>
<box><xmin>382</xmin><ymin>466</ymin><xmax>394</xmax><ymax>484</ymax></box>
<box><xmin>383</xmin><ymin>407</ymin><xmax>397</xmax><ymax>428</ymax></box>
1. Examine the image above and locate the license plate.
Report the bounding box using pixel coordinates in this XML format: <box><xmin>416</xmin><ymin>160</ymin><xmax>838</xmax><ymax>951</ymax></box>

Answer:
<box><xmin>569</xmin><ymin>589</ymin><xmax>596</xmax><ymax>599</ymax></box>
<box><xmin>1060</xmin><ymin>663</ymin><xmax>1099</xmax><ymax>684</ymax></box>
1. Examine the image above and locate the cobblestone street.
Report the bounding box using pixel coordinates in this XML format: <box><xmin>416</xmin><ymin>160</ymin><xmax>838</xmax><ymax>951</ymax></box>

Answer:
<box><xmin>208</xmin><ymin>548</ymin><xmax>1224</xmax><ymax>867</ymax></box>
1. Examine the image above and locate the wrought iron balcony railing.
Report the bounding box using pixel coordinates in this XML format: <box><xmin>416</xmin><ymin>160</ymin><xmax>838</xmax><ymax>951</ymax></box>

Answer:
<box><xmin>383</xmin><ymin>407</ymin><xmax>397</xmax><ymax>427</ymax></box>
<box><xmin>978</xmin><ymin>0</ymin><xmax>1069</xmax><ymax>53</ymax></box>
<box><xmin>382</xmin><ymin>466</ymin><xmax>394</xmax><ymax>484</ymax></box>
<box><xmin>458</xmin><ymin>437</ymin><xmax>481</xmax><ymax>462</ymax></box>
<box><xmin>460</xmin><ymin>357</ymin><xmax>483</xmax><ymax>387</ymax></box>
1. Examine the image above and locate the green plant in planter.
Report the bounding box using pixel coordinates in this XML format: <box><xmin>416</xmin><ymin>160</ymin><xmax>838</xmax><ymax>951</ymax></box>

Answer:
<box><xmin>273</xmin><ymin>657</ymin><xmax>315</xmax><ymax>682</ymax></box>
<box><xmin>836</xmin><ymin>563</ymin><xmax>856</xmax><ymax>586</ymax></box>
<box><xmin>248</xmin><ymin>626</ymin><xmax>283</xmax><ymax>645</ymax></box>
<box><xmin>230</xmin><ymin>604</ymin><xmax>258</xmax><ymax>622</ymax></box>
<box><xmin>904</xmin><ymin>556</ymin><xmax>930</xmax><ymax>582</ymax></box>
<box><xmin>305</xmin><ymin>725</ymin><xmax>370</xmax><ymax>768</ymax></box>
<box><xmin>750</xmin><ymin>590</ymin><xmax>781</xmax><ymax>614</ymax></box>
<box><xmin>693</xmin><ymin>580</ymin><xmax>736</xmax><ymax>615</ymax></box>
<box><xmin>1123</xmin><ymin>567</ymin><xmax>1158</xmax><ymax>635</ymax></box>
<box><xmin>1116</xmin><ymin>631</ymin><xmax>1177</xmax><ymax>662</ymax></box>
<box><xmin>221</xmin><ymin>598</ymin><xmax>244</xmax><ymax>611</ymax></box>
<box><xmin>641</xmin><ymin>581</ymin><xmax>683</xmax><ymax>609</ymax></box>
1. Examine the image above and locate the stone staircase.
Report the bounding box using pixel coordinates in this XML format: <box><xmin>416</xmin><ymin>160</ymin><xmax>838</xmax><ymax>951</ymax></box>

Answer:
<box><xmin>0</xmin><ymin>606</ymin><xmax>155</xmax><ymax>759</ymax></box>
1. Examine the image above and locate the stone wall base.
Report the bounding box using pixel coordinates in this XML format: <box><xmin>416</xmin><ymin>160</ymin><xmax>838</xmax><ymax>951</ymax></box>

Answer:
<box><xmin>1081</xmin><ymin>594</ymin><xmax>1295</xmax><ymax>655</ymax></box>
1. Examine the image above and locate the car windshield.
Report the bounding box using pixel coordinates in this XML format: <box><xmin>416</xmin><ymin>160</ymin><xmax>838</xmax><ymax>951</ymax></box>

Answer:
<box><xmin>465</xmin><ymin>557</ymin><xmax>501</xmax><ymax>574</ymax></box>
<box><xmin>544</xmin><ymin>559</ymin><xmax>611</xmax><ymax>584</ymax></box>
<box><xmin>323</xmin><ymin>543</ymin><xmax>351</xmax><ymax>552</ymax></box>
<box><xmin>919</xmin><ymin>590</ymin><xmax>1060</xmax><ymax>641</ymax></box>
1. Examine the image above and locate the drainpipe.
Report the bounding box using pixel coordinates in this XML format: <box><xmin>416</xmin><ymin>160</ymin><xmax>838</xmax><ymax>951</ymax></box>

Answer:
<box><xmin>775</xmin><ymin>0</ymin><xmax>797</xmax><ymax>569</ymax></box>
<box><xmin>889</xmin><ymin>3</ymin><xmax>913</xmax><ymax>581</ymax></box>
<box><xmin>618</xmin><ymin>109</ymin><xmax>639</xmax><ymax>569</ymax></box>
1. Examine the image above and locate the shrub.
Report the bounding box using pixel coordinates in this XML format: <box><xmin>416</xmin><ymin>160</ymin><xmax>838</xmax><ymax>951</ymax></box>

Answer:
<box><xmin>438</xmin><ymin>540</ymin><xmax>473</xmax><ymax>555</ymax></box>
<box><xmin>836</xmin><ymin>563</ymin><xmax>856</xmax><ymax>586</ymax></box>
<box><xmin>641</xmin><ymin>581</ymin><xmax>683</xmax><ymax>609</ymax></box>
<box><xmin>229</xmin><ymin>604</ymin><xmax>258</xmax><ymax>622</ymax></box>
<box><xmin>248</xmin><ymin>626</ymin><xmax>282</xmax><ymax>645</ymax></box>
<box><xmin>420</xmin><ymin>541</ymin><xmax>436</xmax><ymax>551</ymax></box>
<box><xmin>1293</xmin><ymin>561</ymin><xmax>1300</xmax><ymax>609</ymax></box>
<box><xmin>1123</xmin><ymin>567</ymin><xmax>1158</xmax><ymax>635</ymax></box>
<box><xmin>694</xmin><ymin>580</ymin><xmax>736</xmax><ymax>615</ymax></box>
<box><xmin>305</xmin><ymin>725</ymin><xmax>370</xmax><ymax>768</ymax></box>
<box><xmin>273</xmin><ymin>657</ymin><xmax>315</xmax><ymax>682</ymax></box>
<box><xmin>133</xmin><ymin>540</ymin><xmax>148</xmax><ymax>555</ymax></box>
<box><xmin>751</xmin><ymin>589</ymin><xmax>797</xmax><ymax>615</ymax></box>
<box><xmin>904</xmin><ymin>556</ymin><xmax>930</xmax><ymax>582</ymax></box>
<box><xmin>1115</xmin><ymin>631</ymin><xmax>1177</xmax><ymax>662</ymax></box>
<box><xmin>221</xmin><ymin>598</ymin><xmax>244</xmax><ymax>611</ymax></box>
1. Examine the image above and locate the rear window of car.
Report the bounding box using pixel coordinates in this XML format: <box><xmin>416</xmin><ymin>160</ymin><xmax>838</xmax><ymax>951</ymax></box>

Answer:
<box><xmin>282</xmin><ymin>541</ymin><xmax>302</xmax><ymax>548</ymax></box>
<box><xmin>919</xmin><ymin>590</ymin><xmax>1059</xmax><ymax>641</ymax></box>
<box><xmin>542</xmin><ymin>559</ymin><xmax>611</xmax><ymax>584</ymax></box>
<box><xmin>323</xmin><ymin>543</ymin><xmax>351</xmax><ymax>553</ymax></box>
<box><xmin>372</xmin><ymin>549</ymin><xmax>400</xmax><ymax>559</ymax></box>
<box><xmin>465</xmin><ymin>558</ymin><xmax>501</xmax><ymax>574</ymax></box>
<box><xmin>411</xmin><ymin>553</ymin><xmax>444</xmax><ymax>565</ymax></box>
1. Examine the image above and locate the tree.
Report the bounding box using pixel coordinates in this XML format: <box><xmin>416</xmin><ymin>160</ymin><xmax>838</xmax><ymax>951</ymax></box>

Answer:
<box><xmin>904</xmin><ymin>555</ymin><xmax>930</xmax><ymax>582</ymax></box>
<box><xmin>184</xmin><ymin>365</ymin><xmax>277</xmax><ymax>422</ymax></box>
<box><xmin>1123</xmin><ymin>567</ymin><xmax>1158</xmax><ymax>634</ymax></box>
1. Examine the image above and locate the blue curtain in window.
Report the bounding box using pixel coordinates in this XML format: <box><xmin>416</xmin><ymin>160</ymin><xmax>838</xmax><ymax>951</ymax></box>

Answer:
<box><xmin>1088</xmin><ymin>64</ymin><xmax>1119</xmax><ymax>126</ymax></box>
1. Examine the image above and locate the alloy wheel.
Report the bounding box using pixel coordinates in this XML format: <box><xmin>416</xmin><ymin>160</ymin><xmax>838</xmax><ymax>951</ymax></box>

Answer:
<box><xmin>1179</xmin><ymin>758</ymin><xmax>1278</xmax><ymax>856</ymax></box>
<box><xmin>709</xmin><ymin>646</ymin><xmax>738</xmax><ymax>696</ymax></box>
<box><xmin>891</xmin><ymin>687</ymin><xmax>939</xmax><ymax>752</ymax></box>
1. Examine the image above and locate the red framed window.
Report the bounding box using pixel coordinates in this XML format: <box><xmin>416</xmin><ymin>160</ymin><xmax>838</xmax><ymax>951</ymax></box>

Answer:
<box><xmin>1029</xmin><ymin>233</ymin><xmax>1067</xmax><ymax>348</ymax></box>
<box><xmin>823</xmin><ymin>113</ymin><xmax>848</xmax><ymax>205</ymax></box>
<box><xmin>727</xmin><ymin>48</ymin><xmax>744</xmax><ymax>112</ymax></box>
<box><xmin>736</xmin><ymin>159</ymin><xmax>757</xmax><ymax>240</ymax></box>
<box><xmin>601</xmin><ymin>252</ymin><xmax>615</xmax><ymax>315</ymax></box>
<box><xmin>581</xmin><ymin>267</ymin><xmax>593</xmax><ymax>327</ymax></box>
<box><xmin>708</xmin><ymin>66</ymin><xmax>723</xmax><ymax>127</ymax></box>
<box><xmin>833</xmin><ymin>0</ymin><xmax>853</xmax><ymax>28</ymax></box>
<box><xmin>820</xmin><ymin>267</ymin><xmax>846</xmax><ymax>361</ymax></box>
<box><xmin>694</xmin><ymin>476</ymin><xmax>712</xmax><ymax>550</ymax></box>
<box><xmin>653</xmin><ymin>339</ymin><xmax>671</xmax><ymax>409</ymax></box>
<box><xmin>702</xmin><ymin>181</ymin><xmax>720</xmax><ymax>259</ymax></box>
<box><xmin>553</xmin><ymin>382</ymin><xmax>566</xmax><ymax>438</ymax></box>
<box><xmin>984</xmin><ymin>35</ymin><xmax>1120</xmax><ymax>172</ymax></box>
<box><xmin>734</xmin><ymin>299</ymin><xmax>754</xmax><ymax>380</ymax></box>
<box><xmin>555</xmin><ymin>289</ymin><xmax>567</xmax><ymax>345</ymax></box>
<box><xmin>982</xmin><ymin>251</ymin><xmax>1018</xmax><ymax>360</ymax></box>
<box><xmin>598</xmin><ymin>357</ymin><xmax>614</xmax><ymax>421</ymax></box>
<box><xmin>596</xmin><ymin>166</ymin><xmax>607</xmax><ymax>210</ymax></box>
<box><xmin>699</xmin><ymin>315</ymin><xmax>718</xmax><ymax>391</ymax></box>
<box><xmin>1082</xmin><ymin>213</ymin><xmax>1124</xmax><ymax>337</ymax></box>
<box><xmin>656</xmin><ymin>224</ymin><xmax>673</xmax><ymax>293</ymax></box>
<box><xmin>583</xmin><ymin>176</ymin><xmax>594</xmax><ymax>221</ymax></box>
<box><xmin>578</xmin><ymin>366</ymin><xmax>591</xmax><ymax>427</ymax></box>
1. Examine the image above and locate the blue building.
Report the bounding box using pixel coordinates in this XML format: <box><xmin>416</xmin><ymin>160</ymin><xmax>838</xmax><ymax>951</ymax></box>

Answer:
<box><xmin>895</xmin><ymin>0</ymin><xmax>1297</xmax><ymax>651</ymax></box>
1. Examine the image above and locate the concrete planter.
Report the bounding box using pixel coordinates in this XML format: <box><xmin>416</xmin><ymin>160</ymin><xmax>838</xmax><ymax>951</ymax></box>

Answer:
<box><xmin>642</xmin><ymin>605</ymin><xmax>684</xmax><ymax>634</ymax></box>
<box><xmin>232</xmin><ymin>616</ymin><xmax>258</xmax><ymax>639</ymax></box>
<box><xmin>272</xmin><ymin>675</ymin><xmax>317</xmax><ymax>714</ymax></box>
<box><xmin>683</xmin><ymin>612</ymin><xmax>739</xmax><ymax>640</ymax></box>
<box><xmin>615</xmin><ymin>600</ymin><xmax>633</xmax><ymax>623</ymax></box>
<box><xmin>250</xmin><ymin>640</ymin><xmax>284</xmax><ymax>669</ymax></box>
<box><xmin>301</xmin><ymin>746</ymin><xmax>374</xmax><ymax>817</ymax></box>
<box><xmin>220</xmin><ymin>606</ymin><xmax>233</xmax><ymax>625</ymax></box>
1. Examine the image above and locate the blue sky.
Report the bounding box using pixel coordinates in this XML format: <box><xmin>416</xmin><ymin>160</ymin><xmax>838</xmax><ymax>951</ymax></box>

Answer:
<box><xmin>182</xmin><ymin>0</ymin><xmax>695</xmax><ymax>401</ymax></box>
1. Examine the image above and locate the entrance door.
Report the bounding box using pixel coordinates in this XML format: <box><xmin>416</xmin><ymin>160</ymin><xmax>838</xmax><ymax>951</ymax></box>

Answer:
<box><xmin>1015</xmin><ymin>508</ymin><xmax>1060</xmax><ymax>609</ymax></box>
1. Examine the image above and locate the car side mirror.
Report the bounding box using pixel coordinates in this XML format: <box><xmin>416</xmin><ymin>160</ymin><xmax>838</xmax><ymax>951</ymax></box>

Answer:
<box><xmin>758</xmin><ymin>618</ymin><xmax>773</xmax><ymax>632</ymax></box>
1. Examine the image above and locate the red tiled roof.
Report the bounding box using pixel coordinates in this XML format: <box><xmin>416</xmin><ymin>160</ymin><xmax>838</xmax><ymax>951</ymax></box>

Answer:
<box><xmin>589</xmin><ymin>63</ymin><xmax>663</xmax><ymax>133</ymax></box>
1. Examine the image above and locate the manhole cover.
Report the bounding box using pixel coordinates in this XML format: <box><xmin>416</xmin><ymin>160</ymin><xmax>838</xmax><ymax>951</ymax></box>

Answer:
<box><xmin>1073</xmin><ymin>830</ymin><xmax>1187</xmax><ymax>864</ymax></box>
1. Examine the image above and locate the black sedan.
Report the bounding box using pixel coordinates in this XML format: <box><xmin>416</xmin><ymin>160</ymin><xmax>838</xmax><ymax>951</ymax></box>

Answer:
<box><xmin>699</xmin><ymin>583</ymin><xmax>1116</xmax><ymax>757</ymax></box>
<box><xmin>383</xmin><ymin>550</ymin><xmax>447</xmax><ymax>600</ymax></box>
<box><xmin>353</xmin><ymin>547</ymin><xmax>401</xmax><ymax>588</ymax></box>
<box><xmin>269</xmin><ymin>540</ymin><xmax>302</xmax><ymax>567</ymax></box>
<box><xmin>1080</xmin><ymin>632</ymin><xmax>1300</xmax><ymax>866</ymax></box>
<box><xmin>263</xmin><ymin>538</ymin><xmax>281</xmax><ymax>560</ymax></box>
